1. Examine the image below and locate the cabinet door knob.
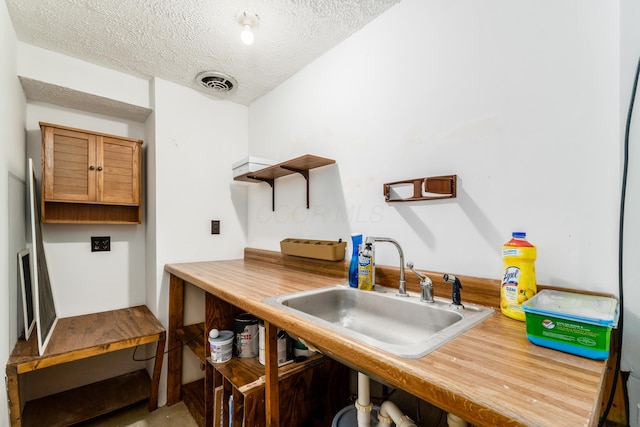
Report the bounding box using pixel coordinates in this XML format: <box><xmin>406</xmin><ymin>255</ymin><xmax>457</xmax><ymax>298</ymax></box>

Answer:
<box><xmin>97</xmin><ymin>166</ymin><xmax>103</xmax><ymax>171</ymax></box>
<box><xmin>89</xmin><ymin>165</ymin><xmax>95</xmax><ymax>170</ymax></box>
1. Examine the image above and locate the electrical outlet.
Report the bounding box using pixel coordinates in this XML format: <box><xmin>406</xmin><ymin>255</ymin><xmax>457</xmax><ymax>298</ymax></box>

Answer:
<box><xmin>91</xmin><ymin>236</ymin><xmax>110</xmax><ymax>252</ymax></box>
<box><xmin>211</xmin><ymin>220</ymin><xmax>220</xmax><ymax>235</ymax></box>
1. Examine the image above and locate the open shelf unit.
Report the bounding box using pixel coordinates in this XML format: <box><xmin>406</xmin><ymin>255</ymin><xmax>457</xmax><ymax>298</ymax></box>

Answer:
<box><xmin>6</xmin><ymin>305</ymin><xmax>165</xmax><ymax>427</ymax></box>
<box><xmin>168</xmin><ymin>275</ymin><xmax>348</xmax><ymax>427</ymax></box>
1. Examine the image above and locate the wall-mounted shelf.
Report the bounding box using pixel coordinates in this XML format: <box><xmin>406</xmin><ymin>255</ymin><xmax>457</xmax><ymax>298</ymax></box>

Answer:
<box><xmin>384</xmin><ymin>175</ymin><xmax>457</xmax><ymax>202</ymax></box>
<box><xmin>234</xmin><ymin>154</ymin><xmax>335</xmax><ymax>211</ymax></box>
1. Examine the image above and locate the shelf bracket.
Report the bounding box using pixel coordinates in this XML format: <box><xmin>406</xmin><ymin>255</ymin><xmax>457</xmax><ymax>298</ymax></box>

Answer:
<box><xmin>384</xmin><ymin>175</ymin><xmax>457</xmax><ymax>202</ymax></box>
<box><xmin>248</xmin><ymin>176</ymin><xmax>276</xmax><ymax>211</ymax></box>
<box><xmin>280</xmin><ymin>166</ymin><xmax>310</xmax><ymax>209</ymax></box>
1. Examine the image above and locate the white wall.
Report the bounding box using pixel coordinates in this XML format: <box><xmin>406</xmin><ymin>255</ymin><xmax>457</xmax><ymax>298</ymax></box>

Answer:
<box><xmin>18</xmin><ymin>42</ymin><xmax>150</xmax><ymax>110</ymax></box>
<box><xmin>149</xmin><ymin>77</ymin><xmax>249</xmax><ymax>321</ymax></box>
<box><xmin>248</xmin><ymin>0</ymin><xmax>639</xmax><ymax>420</ymax></box>
<box><xmin>18</xmin><ymin>104</ymin><xmax>149</xmax><ymax>400</ymax></box>
<box><xmin>3</xmin><ymin>39</ymin><xmax>249</xmax><ymax>406</ymax></box>
<box><xmin>1</xmin><ymin>1</ymin><xmax>27</xmax><ymax>426</ymax></box>
<box><xmin>14</xmin><ymin>41</ymin><xmax>152</xmax><ymax>401</ymax></box>
<box><xmin>248</xmin><ymin>0</ymin><xmax>619</xmax><ymax>292</ymax></box>
<box><xmin>25</xmin><ymin>103</ymin><xmax>147</xmax><ymax>317</ymax></box>
<box><xmin>148</xmin><ymin>78</ymin><xmax>248</xmax><ymax>402</ymax></box>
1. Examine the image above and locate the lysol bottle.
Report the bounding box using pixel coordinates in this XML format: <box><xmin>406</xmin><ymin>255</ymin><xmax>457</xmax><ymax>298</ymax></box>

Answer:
<box><xmin>501</xmin><ymin>232</ymin><xmax>537</xmax><ymax>321</ymax></box>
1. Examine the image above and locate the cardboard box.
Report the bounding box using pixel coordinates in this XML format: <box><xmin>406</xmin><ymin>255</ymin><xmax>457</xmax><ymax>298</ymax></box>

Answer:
<box><xmin>522</xmin><ymin>290</ymin><xmax>618</xmax><ymax>360</ymax></box>
<box><xmin>232</xmin><ymin>156</ymin><xmax>274</xmax><ymax>177</ymax></box>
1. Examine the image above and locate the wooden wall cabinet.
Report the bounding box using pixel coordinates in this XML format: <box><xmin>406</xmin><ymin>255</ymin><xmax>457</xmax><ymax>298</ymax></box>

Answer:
<box><xmin>40</xmin><ymin>122</ymin><xmax>143</xmax><ymax>224</ymax></box>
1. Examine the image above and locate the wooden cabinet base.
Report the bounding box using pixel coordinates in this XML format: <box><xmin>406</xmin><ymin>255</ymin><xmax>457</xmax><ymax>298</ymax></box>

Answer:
<box><xmin>277</xmin><ymin>357</ymin><xmax>348</xmax><ymax>427</ymax></box>
<box><xmin>169</xmin><ymin>275</ymin><xmax>350</xmax><ymax>427</ymax></box>
<box><xmin>22</xmin><ymin>370</ymin><xmax>150</xmax><ymax>427</ymax></box>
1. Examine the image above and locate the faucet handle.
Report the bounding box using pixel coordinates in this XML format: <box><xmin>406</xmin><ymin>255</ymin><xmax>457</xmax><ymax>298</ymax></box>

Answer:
<box><xmin>408</xmin><ymin>261</ymin><xmax>434</xmax><ymax>303</ymax></box>
<box><xmin>406</xmin><ymin>261</ymin><xmax>428</xmax><ymax>282</ymax></box>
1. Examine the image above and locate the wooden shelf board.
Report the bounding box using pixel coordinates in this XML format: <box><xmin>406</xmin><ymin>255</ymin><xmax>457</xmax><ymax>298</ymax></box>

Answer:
<box><xmin>208</xmin><ymin>354</ymin><xmax>265</xmax><ymax>390</ymax></box>
<box><xmin>182</xmin><ymin>379</ymin><xmax>205</xmax><ymax>427</ymax></box>
<box><xmin>43</xmin><ymin>201</ymin><xmax>141</xmax><ymax>224</ymax></box>
<box><xmin>234</xmin><ymin>154</ymin><xmax>335</xmax><ymax>183</ymax></box>
<box><xmin>277</xmin><ymin>353</ymin><xmax>325</xmax><ymax>379</ymax></box>
<box><xmin>7</xmin><ymin>305</ymin><xmax>165</xmax><ymax>375</ymax></box>
<box><xmin>176</xmin><ymin>323</ymin><xmax>206</xmax><ymax>364</ymax></box>
<box><xmin>207</xmin><ymin>353</ymin><xmax>326</xmax><ymax>394</ymax></box>
<box><xmin>21</xmin><ymin>369</ymin><xmax>150</xmax><ymax>427</ymax></box>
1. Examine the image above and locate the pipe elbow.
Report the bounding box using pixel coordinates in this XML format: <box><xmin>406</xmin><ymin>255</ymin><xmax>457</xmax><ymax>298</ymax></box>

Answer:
<box><xmin>379</xmin><ymin>401</ymin><xmax>417</xmax><ymax>427</ymax></box>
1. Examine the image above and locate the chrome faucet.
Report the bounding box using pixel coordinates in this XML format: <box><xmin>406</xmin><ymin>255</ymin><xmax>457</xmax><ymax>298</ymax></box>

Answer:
<box><xmin>406</xmin><ymin>261</ymin><xmax>434</xmax><ymax>303</ymax></box>
<box><xmin>364</xmin><ymin>236</ymin><xmax>407</xmax><ymax>296</ymax></box>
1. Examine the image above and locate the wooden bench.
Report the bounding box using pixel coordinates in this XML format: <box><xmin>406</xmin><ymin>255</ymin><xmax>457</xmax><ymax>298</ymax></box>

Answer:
<box><xmin>6</xmin><ymin>305</ymin><xmax>165</xmax><ymax>427</ymax></box>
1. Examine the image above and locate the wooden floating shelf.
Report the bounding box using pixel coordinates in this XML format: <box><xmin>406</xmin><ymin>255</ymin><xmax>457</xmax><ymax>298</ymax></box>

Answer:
<box><xmin>384</xmin><ymin>174</ymin><xmax>457</xmax><ymax>202</ymax></box>
<box><xmin>234</xmin><ymin>154</ymin><xmax>335</xmax><ymax>211</ymax></box>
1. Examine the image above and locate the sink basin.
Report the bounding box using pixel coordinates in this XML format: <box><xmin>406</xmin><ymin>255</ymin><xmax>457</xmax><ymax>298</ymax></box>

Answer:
<box><xmin>263</xmin><ymin>284</ymin><xmax>494</xmax><ymax>359</ymax></box>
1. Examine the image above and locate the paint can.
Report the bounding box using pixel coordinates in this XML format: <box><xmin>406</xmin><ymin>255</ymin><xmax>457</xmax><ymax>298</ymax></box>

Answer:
<box><xmin>258</xmin><ymin>322</ymin><xmax>291</xmax><ymax>365</ymax></box>
<box><xmin>208</xmin><ymin>329</ymin><xmax>233</xmax><ymax>363</ymax></box>
<box><xmin>234</xmin><ymin>313</ymin><xmax>258</xmax><ymax>358</ymax></box>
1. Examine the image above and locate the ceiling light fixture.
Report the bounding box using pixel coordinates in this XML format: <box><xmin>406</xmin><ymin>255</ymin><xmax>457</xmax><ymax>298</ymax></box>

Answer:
<box><xmin>238</xmin><ymin>11</ymin><xmax>259</xmax><ymax>46</ymax></box>
<box><xmin>241</xmin><ymin>23</ymin><xmax>253</xmax><ymax>45</ymax></box>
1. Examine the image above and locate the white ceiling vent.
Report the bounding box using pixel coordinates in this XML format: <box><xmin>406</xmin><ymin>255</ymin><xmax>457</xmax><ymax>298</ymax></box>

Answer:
<box><xmin>196</xmin><ymin>71</ymin><xmax>238</xmax><ymax>93</ymax></box>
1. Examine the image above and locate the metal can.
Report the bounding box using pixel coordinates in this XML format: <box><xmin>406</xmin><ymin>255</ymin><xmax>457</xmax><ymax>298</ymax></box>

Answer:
<box><xmin>234</xmin><ymin>313</ymin><xmax>258</xmax><ymax>358</ymax></box>
<box><xmin>258</xmin><ymin>322</ymin><xmax>291</xmax><ymax>365</ymax></box>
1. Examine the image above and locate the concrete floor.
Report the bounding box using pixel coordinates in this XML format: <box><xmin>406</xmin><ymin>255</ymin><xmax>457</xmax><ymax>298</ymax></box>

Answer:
<box><xmin>78</xmin><ymin>401</ymin><xmax>198</xmax><ymax>427</ymax></box>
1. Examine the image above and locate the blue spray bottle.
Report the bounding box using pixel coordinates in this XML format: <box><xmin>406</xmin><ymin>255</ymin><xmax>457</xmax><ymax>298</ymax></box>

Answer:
<box><xmin>349</xmin><ymin>233</ymin><xmax>362</xmax><ymax>288</ymax></box>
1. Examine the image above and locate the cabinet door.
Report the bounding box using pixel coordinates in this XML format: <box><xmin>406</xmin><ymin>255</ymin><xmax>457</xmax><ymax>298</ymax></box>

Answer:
<box><xmin>42</xmin><ymin>126</ymin><xmax>97</xmax><ymax>202</ymax></box>
<box><xmin>97</xmin><ymin>137</ymin><xmax>141</xmax><ymax>205</ymax></box>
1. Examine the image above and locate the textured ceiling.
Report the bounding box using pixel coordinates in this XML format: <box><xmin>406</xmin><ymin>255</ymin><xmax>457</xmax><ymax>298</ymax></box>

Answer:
<box><xmin>6</xmin><ymin>0</ymin><xmax>400</xmax><ymax>106</ymax></box>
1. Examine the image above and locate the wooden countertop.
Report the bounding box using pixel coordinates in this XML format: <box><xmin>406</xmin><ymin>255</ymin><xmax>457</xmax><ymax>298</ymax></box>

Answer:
<box><xmin>165</xmin><ymin>250</ymin><xmax>609</xmax><ymax>427</ymax></box>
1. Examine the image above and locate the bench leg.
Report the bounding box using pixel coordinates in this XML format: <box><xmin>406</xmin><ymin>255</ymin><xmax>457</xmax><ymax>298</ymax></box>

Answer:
<box><xmin>148</xmin><ymin>332</ymin><xmax>166</xmax><ymax>412</ymax></box>
<box><xmin>6</xmin><ymin>373</ymin><xmax>22</xmax><ymax>426</ymax></box>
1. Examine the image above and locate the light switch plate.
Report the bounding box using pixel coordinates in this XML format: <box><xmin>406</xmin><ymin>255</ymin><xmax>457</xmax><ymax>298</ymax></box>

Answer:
<box><xmin>211</xmin><ymin>220</ymin><xmax>220</xmax><ymax>235</ymax></box>
<box><xmin>91</xmin><ymin>236</ymin><xmax>110</xmax><ymax>252</ymax></box>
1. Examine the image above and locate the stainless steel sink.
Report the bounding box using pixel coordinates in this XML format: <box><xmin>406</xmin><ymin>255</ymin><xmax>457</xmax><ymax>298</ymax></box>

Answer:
<box><xmin>263</xmin><ymin>284</ymin><xmax>494</xmax><ymax>359</ymax></box>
